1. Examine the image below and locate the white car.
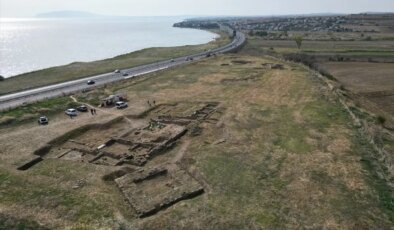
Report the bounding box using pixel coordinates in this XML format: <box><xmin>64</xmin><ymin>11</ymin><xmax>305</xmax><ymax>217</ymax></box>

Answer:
<box><xmin>38</xmin><ymin>116</ymin><xmax>49</xmax><ymax>125</ymax></box>
<box><xmin>65</xmin><ymin>108</ymin><xmax>78</xmax><ymax>116</ymax></box>
<box><xmin>115</xmin><ymin>101</ymin><xmax>128</xmax><ymax>109</ymax></box>
<box><xmin>114</xmin><ymin>69</ymin><xmax>121</xmax><ymax>73</ymax></box>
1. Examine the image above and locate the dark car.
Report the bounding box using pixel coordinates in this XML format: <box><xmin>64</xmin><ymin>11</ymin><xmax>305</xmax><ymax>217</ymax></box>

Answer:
<box><xmin>122</xmin><ymin>72</ymin><xmax>129</xmax><ymax>76</ymax></box>
<box><xmin>77</xmin><ymin>105</ymin><xmax>88</xmax><ymax>112</ymax></box>
<box><xmin>206</xmin><ymin>53</ymin><xmax>211</xmax><ymax>57</ymax></box>
<box><xmin>38</xmin><ymin>116</ymin><xmax>49</xmax><ymax>125</ymax></box>
<box><xmin>87</xmin><ymin>80</ymin><xmax>95</xmax><ymax>85</ymax></box>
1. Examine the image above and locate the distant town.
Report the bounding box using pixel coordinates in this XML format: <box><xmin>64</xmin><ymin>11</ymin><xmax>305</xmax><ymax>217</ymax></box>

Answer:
<box><xmin>174</xmin><ymin>13</ymin><xmax>394</xmax><ymax>40</ymax></box>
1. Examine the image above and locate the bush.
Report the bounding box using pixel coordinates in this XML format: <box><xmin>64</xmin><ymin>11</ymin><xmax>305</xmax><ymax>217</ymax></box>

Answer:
<box><xmin>318</xmin><ymin>68</ymin><xmax>336</xmax><ymax>81</ymax></box>
<box><xmin>283</xmin><ymin>53</ymin><xmax>316</xmax><ymax>68</ymax></box>
<box><xmin>284</xmin><ymin>53</ymin><xmax>337</xmax><ymax>81</ymax></box>
<box><xmin>377</xmin><ymin>115</ymin><xmax>386</xmax><ymax>125</ymax></box>
<box><xmin>255</xmin><ymin>31</ymin><xmax>268</xmax><ymax>37</ymax></box>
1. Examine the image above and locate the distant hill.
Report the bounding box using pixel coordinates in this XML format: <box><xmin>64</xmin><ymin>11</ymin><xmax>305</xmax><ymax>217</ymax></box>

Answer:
<box><xmin>36</xmin><ymin>11</ymin><xmax>102</xmax><ymax>18</ymax></box>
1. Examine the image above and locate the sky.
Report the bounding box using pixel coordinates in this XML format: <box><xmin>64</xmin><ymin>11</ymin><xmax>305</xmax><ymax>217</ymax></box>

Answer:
<box><xmin>1</xmin><ymin>0</ymin><xmax>394</xmax><ymax>18</ymax></box>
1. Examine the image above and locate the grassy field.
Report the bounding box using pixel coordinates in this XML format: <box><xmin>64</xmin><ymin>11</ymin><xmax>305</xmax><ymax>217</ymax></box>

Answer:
<box><xmin>0</xmin><ymin>49</ymin><xmax>392</xmax><ymax>228</ymax></box>
<box><xmin>0</xmin><ymin>30</ymin><xmax>230</xmax><ymax>96</ymax></box>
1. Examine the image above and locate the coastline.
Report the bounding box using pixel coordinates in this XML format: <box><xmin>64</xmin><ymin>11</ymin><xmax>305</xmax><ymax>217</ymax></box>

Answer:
<box><xmin>0</xmin><ymin>17</ymin><xmax>219</xmax><ymax>78</ymax></box>
<box><xmin>0</xmin><ymin>29</ymin><xmax>229</xmax><ymax>96</ymax></box>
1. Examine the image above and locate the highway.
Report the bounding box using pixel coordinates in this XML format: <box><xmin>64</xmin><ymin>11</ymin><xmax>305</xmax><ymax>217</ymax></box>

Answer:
<box><xmin>0</xmin><ymin>29</ymin><xmax>245</xmax><ymax>111</ymax></box>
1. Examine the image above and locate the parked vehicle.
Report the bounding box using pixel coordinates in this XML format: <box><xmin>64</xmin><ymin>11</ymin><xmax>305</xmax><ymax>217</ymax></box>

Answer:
<box><xmin>122</xmin><ymin>72</ymin><xmax>129</xmax><ymax>76</ymax></box>
<box><xmin>114</xmin><ymin>69</ymin><xmax>121</xmax><ymax>73</ymax></box>
<box><xmin>77</xmin><ymin>105</ymin><xmax>88</xmax><ymax>112</ymax></box>
<box><xmin>38</xmin><ymin>116</ymin><xmax>49</xmax><ymax>125</ymax></box>
<box><xmin>65</xmin><ymin>108</ymin><xmax>77</xmax><ymax>116</ymax></box>
<box><xmin>87</xmin><ymin>80</ymin><xmax>95</xmax><ymax>85</ymax></box>
<box><xmin>115</xmin><ymin>101</ymin><xmax>128</xmax><ymax>109</ymax></box>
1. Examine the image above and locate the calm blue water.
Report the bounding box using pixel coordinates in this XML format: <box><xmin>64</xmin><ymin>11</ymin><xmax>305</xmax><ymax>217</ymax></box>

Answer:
<box><xmin>0</xmin><ymin>17</ymin><xmax>217</xmax><ymax>78</ymax></box>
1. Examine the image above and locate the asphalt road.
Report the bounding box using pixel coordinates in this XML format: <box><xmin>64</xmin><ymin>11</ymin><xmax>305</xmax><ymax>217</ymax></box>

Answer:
<box><xmin>0</xmin><ymin>30</ymin><xmax>245</xmax><ymax>111</ymax></box>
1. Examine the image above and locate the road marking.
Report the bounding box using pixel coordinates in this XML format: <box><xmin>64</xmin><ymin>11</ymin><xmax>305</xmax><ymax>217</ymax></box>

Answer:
<box><xmin>124</xmin><ymin>66</ymin><xmax>169</xmax><ymax>79</ymax></box>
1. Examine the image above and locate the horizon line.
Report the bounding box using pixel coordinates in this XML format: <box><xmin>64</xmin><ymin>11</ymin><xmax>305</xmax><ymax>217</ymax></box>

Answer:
<box><xmin>2</xmin><ymin>11</ymin><xmax>394</xmax><ymax>19</ymax></box>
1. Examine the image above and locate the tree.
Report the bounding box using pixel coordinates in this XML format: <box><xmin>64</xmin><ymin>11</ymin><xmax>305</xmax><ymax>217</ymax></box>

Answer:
<box><xmin>255</xmin><ymin>31</ymin><xmax>268</xmax><ymax>37</ymax></box>
<box><xmin>0</xmin><ymin>75</ymin><xmax>4</xmax><ymax>81</ymax></box>
<box><xmin>294</xmin><ymin>35</ymin><xmax>303</xmax><ymax>49</ymax></box>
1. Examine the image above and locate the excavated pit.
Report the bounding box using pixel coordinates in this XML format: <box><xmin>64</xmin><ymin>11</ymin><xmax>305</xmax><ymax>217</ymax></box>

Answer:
<box><xmin>18</xmin><ymin>101</ymin><xmax>220</xmax><ymax>216</ymax></box>
<box><xmin>115</xmin><ymin>164</ymin><xmax>204</xmax><ymax>218</ymax></box>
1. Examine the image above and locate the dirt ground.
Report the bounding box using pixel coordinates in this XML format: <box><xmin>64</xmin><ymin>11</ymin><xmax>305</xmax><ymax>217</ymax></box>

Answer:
<box><xmin>0</xmin><ymin>53</ymin><xmax>393</xmax><ymax>229</ymax></box>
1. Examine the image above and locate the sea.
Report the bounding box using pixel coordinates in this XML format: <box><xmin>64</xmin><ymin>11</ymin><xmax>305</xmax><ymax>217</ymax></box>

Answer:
<box><xmin>0</xmin><ymin>17</ymin><xmax>217</xmax><ymax>78</ymax></box>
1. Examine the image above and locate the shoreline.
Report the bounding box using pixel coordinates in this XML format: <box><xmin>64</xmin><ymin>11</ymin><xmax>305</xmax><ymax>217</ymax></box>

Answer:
<box><xmin>0</xmin><ymin>16</ymin><xmax>219</xmax><ymax>78</ymax></box>
<box><xmin>4</xmin><ymin>28</ymin><xmax>219</xmax><ymax>79</ymax></box>
<box><xmin>0</xmin><ymin>29</ymin><xmax>229</xmax><ymax>96</ymax></box>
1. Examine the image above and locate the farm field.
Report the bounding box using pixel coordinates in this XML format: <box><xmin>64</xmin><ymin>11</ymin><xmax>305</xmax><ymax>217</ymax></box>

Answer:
<box><xmin>319</xmin><ymin>62</ymin><xmax>394</xmax><ymax>128</ymax></box>
<box><xmin>248</xmin><ymin>39</ymin><xmax>394</xmax><ymax>51</ymax></box>
<box><xmin>320</xmin><ymin>62</ymin><xmax>394</xmax><ymax>93</ymax></box>
<box><xmin>241</xmin><ymin>38</ymin><xmax>394</xmax><ymax>65</ymax></box>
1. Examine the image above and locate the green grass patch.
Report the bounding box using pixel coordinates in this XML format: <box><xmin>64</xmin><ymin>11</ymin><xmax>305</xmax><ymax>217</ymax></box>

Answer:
<box><xmin>383</xmin><ymin>138</ymin><xmax>394</xmax><ymax>154</ymax></box>
<box><xmin>200</xmin><ymin>152</ymin><xmax>283</xmax><ymax>228</ymax></box>
<box><xmin>0</xmin><ymin>97</ymin><xmax>75</xmax><ymax>127</ymax></box>
<box><xmin>0</xmin><ymin>169</ymin><xmax>112</xmax><ymax>225</ymax></box>
<box><xmin>272</xmin><ymin>107</ymin><xmax>311</xmax><ymax>154</ymax></box>
<box><xmin>352</xmin><ymin>134</ymin><xmax>394</xmax><ymax>221</ymax></box>
<box><xmin>301</xmin><ymin>100</ymin><xmax>349</xmax><ymax>131</ymax></box>
<box><xmin>2</xmin><ymin>97</ymin><xmax>71</xmax><ymax>118</ymax></box>
<box><xmin>0</xmin><ymin>214</ymin><xmax>48</xmax><ymax>230</ymax></box>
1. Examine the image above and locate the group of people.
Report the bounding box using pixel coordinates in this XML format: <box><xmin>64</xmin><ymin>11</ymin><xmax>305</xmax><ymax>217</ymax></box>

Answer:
<box><xmin>90</xmin><ymin>108</ymin><xmax>97</xmax><ymax>115</ymax></box>
<box><xmin>68</xmin><ymin>107</ymin><xmax>97</xmax><ymax>119</ymax></box>
<box><xmin>147</xmin><ymin>100</ymin><xmax>156</xmax><ymax>107</ymax></box>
